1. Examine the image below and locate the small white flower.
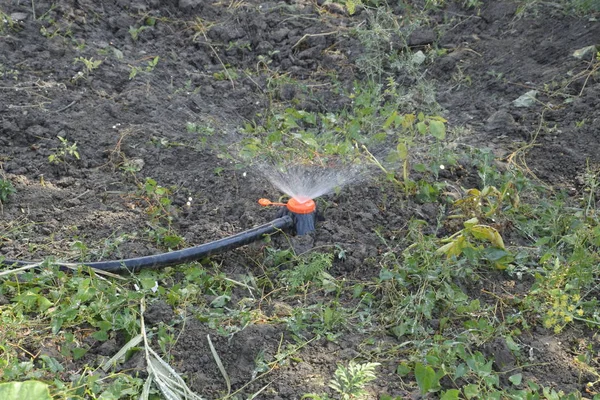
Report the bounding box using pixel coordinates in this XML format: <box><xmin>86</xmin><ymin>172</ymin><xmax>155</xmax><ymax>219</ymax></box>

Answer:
<box><xmin>134</xmin><ymin>284</ymin><xmax>140</xmax><ymax>291</ymax></box>
<box><xmin>151</xmin><ymin>281</ymin><xmax>159</xmax><ymax>293</ymax></box>
<box><xmin>439</xmin><ymin>165</ymin><xmax>445</xmax><ymax>170</ymax></box>
<box><xmin>242</xmin><ymin>172</ymin><xmax>247</xmax><ymax>177</ymax></box>
<box><xmin>186</xmin><ymin>201</ymin><xmax>191</xmax><ymax>207</ymax></box>
<box><xmin>188</xmin><ymin>196</ymin><xmax>193</xmax><ymax>202</ymax></box>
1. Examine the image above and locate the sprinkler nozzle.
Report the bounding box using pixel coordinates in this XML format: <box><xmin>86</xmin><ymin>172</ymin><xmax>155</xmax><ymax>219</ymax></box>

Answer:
<box><xmin>257</xmin><ymin>197</ymin><xmax>317</xmax><ymax>235</ymax></box>
<box><xmin>285</xmin><ymin>197</ymin><xmax>316</xmax><ymax>214</ymax></box>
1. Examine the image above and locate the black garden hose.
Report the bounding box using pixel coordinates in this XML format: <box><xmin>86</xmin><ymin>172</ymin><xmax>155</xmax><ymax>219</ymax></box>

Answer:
<box><xmin>0</xmin><ymin>215</ymin><xmax>294</xmax><ymax>273</ymax></box>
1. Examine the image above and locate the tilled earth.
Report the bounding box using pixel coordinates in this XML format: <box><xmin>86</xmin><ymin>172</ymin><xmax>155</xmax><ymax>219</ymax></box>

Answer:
<box><xmin>1</xmin><ymin>0</ymin><xmax>599</xmax><ymax>398</ymax></box>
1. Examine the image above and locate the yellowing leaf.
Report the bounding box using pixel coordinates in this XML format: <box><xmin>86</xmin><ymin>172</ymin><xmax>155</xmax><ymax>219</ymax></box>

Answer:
<box><xmin>470</xmin><ymin>225</ymin><xmax>505</xmax><ymax>249</ymax></box>
<box><xmin>397</xmin><ymin>142</ymin><xmax>408</xmax><ymax>160</ymax></box>
<box><xmin>463</xmin><ymin>217</ymin><xmax>479</xmax><ymax>228</ymax></box>
<box><xmin>402</xmin><ymin>113</ymin><xmax>416</xmax><ymax>129</ymax></box>
<box><xmin>436</xmin><ymin>235</ymin><xmax>467</xmax><ymax>258</ymax></box>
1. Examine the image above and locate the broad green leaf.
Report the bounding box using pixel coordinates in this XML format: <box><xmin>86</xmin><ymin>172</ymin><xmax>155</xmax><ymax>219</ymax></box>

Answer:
<box><xmin>454</xmin><ymin>363</ymin><xmax>467</xmax><ymax>379</ymax></box>
<box><xmin>72</xmin><ymin>347</ymin><xmax>87</xmax><ymax>360</ymax></box>
<box><xmin>509</xmin><ymin>373</ymin><xmax>522</xmax><ymax>385</ymax></box>
<box><xmin>429</xmin><ymin>120</ymin><xmax>446</xmax><ymax>140</ymax></box>
<box><xmin>463</xmin><ymin>383</ymin><xmax>480</xmax><ymax>398</ymax></box>
<box><xmin>505</xmin><ymin>336</ymin><xmax>520</xmax><ymax>352</ymax></box>
<box><xmin>396</xmin><ymin>362</ymin><xmax>411</xmax><ymax>376</ymax></box>
<box><xmin>0</xmin><ymin>381</ymin><xmax>52</xmax><ymax>400</ymax></box>
<box><xmin>482</xmin><ymin>247</ymin><xmax>510</xmax><ymax>262</ymax></box>
<box><xmin>441</xmin><ymin>389</ymin><xmax>460</xmax><ymax>400</ymax></box>
<box><xmin>93</xmin><ymin>330</ymin><xmax>108</xmax><ymax>341</ymax></box>
<box><xmin>37</xmin><ymin>296</ymin><xmax>52</xmax><ymax>312</ymax></box>
<box><xmin>416</xmin><ymin>121</ymin><xmax>427</xmax><ymax>135</ymax></box>
<box><xmin>414</xmin><ymin>363</ymin><xmax>438</xmax><ymax>394</ymax></box>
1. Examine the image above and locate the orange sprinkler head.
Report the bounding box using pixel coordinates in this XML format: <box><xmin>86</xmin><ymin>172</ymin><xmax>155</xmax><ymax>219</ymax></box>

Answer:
<box><xmin>286</xmin><ymin>197</ymin><xmax>316</xmax><ymax>214</ymax></box>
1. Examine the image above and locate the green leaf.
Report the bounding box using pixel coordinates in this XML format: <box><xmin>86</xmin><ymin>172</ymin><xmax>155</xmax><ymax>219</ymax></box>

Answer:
<box><xmin>482</xmin><ymin>247</ymin><xmax>510</xmax><ymax>262</ymax></box>
<box><xmin>414</xmin><ymin>363</ymin><xmax>438</xmax><ymax>394</ymax></box>
<box><xmin>396</xmin><ymin>142</ymin><xmax>408</xmax><ymax>160</ymax></box>
<box><xmin>505</xmin><ymin>336</ymin><xmax>520</xmax><ymax>352</ymax></box>
<box><xmin>441</xmin><ymin>389</ymin><xmax>460</xmax><ymax>400</ymax></box>
<box><xmin>0</xmin><ymin>381</ymin><xmax>52</xmax><ymax>400</ymax></box>
<box><xmin>429</xmin><ymin>120</ymin><xmax>446</xmax><ymax>139</ymax></box>
<box><xmin>51</xmin><ymin>317</ymin><xmax>64</xmax><ymax>335</ymax></box>
<box><xmin>93</xmin><ymin>330</ymin><xmax>108</xmax><ymax>341</ymax></box>
<box><xmin>416</xmin><ymin>121</ymin><xmax>427</xmax><ymax>135</ymax></box>
<box><xmin>509</xmin><ymin>373</ymin><xmax>522</xmax><ymax>385</ymax></box>
<box><xmin>39</xmin><ymin>355</ymin><xmax>64</xmax><ymax>373</ymax></box>
<box><xmin>383</xmin><ymin>110</ymin><xmax>398</xmax><ymax>129</ymax></box>
<box><xmin>72</xmin><ymin>347</ymin><xmax>87</xmax><ymax>360</ymax></box>
<box><xmin>140</xmin><ymin>277</ymin><xmax>157</xmax><ymax>290</ymax></box>
<box><xmin>396</xmin><ymin>362</ymin><xmax>411</xmax><ymax>376</ymax></box>
<box><xmin>37</xmin><ymin>296</ymin><xmax>52</xmax><ymax>312</ymax></box>
<box><xmin>463</xmin><ymin>383</ymin><xmax>480</xmax><ymax>398</ymax></box>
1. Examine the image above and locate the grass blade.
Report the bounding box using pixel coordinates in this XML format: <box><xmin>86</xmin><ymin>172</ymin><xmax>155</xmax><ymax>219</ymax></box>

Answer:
<box><xmin>207</xmin><ymin>334</ymin><xmax>231</xmax><ymax>396</ymax></box>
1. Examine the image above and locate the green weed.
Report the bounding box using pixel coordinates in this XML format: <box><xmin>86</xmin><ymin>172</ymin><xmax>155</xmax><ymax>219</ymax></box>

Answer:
<box><xmin>0</xmin><ymin>178</ymin><xmax>16</xmax><ymax>204</ymax></box>
<box><xmin>138</xmin><ymin>178</ymin><xmax>184</xmax><ymax>249</ymax></box>
<box><xmin>329</xmin><ymin>361</ymin><xmax>380</xmax><ymax>399</ymax></box>
<box><xmin>129</xmin><ymin>56</ymin><xmax>159</xmax><ymax>80</ymax></box>
<box><xmin>48</xmin><ymin>136</ymin><xmax>80</xmax><ymax>167</ymax></box>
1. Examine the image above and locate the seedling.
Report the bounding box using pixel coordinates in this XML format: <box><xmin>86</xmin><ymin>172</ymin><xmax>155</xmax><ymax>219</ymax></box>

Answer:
<box><xmin>48</xmin><ymin>136</ymin><xmax>80</xmax><ymax>166</ymax></box>
<box><xmin>329</xmin><ymin>361</ymin><xmax>380</xmax><ymax>399</ymax></box>
<box><xmin>129</xmin><ymin>56</ymin><xmax>159</xmax><ymax>80</ymax></box>
<box><xmin>73</xmin><ymin>56</ymin><xmax>101</xmax><ymax>74</ymax></box>
<box><xmin>128</xmin><ymin>25</ymin><xmax>150</xmax><ymax>41</ymax></box>
<box><xmin>0</xmin><ymin>178</ymin><xmax>16</xmax><ymax>204</ymax></box>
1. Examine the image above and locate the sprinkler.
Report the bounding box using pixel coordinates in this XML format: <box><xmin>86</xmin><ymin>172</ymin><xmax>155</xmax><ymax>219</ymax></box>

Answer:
<box><xmin>258</xmin><ymin>197</ymin><xmax>317</xmax><ymax>235</ymax></box>
<box><xmin>0</xmin><ymin>197</ymin><xmax>319</xmax><ymax>274</ymax></box>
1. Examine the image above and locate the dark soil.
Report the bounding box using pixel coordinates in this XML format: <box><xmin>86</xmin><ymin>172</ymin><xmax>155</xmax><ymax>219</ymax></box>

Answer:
<box><xmin>1</xmin><ymin>0</ymin><xmax>599</xmax><ymax>398</ymax></box>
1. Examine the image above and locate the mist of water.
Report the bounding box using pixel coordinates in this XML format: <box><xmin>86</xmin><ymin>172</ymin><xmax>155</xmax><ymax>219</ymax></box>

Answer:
<box><xmin>259</xmin><ymin>163</ymin><xmax>369</xmax><ymax>202</ymax></box>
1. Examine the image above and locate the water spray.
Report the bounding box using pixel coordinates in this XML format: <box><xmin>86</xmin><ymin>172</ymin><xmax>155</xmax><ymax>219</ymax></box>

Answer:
<box><xmin>258</xmin><ymin>197</ymin><xmax>317</xmax><ymax>235</ymax></box>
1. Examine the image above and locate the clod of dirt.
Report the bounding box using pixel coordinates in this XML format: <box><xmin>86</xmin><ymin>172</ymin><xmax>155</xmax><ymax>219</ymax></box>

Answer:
<box><xmin>144</xmin><ymin>300</ymin><xmax>177</xmax><ymax>326</ymax></box>
<box><xmin>485</xmin><ymin>109</ymin><xmax>518</xmax><ymax>132</ymax></box>
<box><xmin>482</xmin><ymin>337</ymin><xmax>516</xmax><ymax>373</ymax></box>
<box><xmin>408</xmin><ymin>27</ymin><xmax>436</xmax><ymax>47</ymax></box>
